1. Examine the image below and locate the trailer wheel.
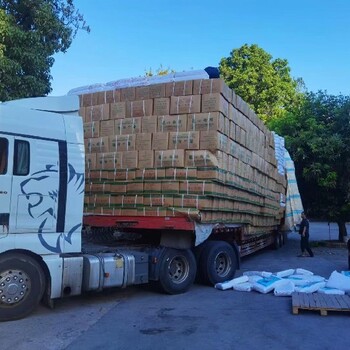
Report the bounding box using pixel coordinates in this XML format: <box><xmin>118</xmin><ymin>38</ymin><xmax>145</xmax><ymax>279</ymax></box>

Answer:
<box><xmin>199</xmin><ymin>241</ymin><xmax>237</xmax><ymax>285</ymax></box>
<box><xmin>158</xmin><ymin>248</ymin><xmax>196</xmax><ymax>295</ymax></box>
<box><xmin>0</xmin><ymin>253</ymin><xmax>46</xmax><ymax>322</ymax></box>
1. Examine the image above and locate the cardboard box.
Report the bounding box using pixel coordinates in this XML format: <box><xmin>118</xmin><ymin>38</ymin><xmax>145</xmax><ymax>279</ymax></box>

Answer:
<box><xmin>143</xmin><ymin>194</ymin><xmax>174</xmax><ymax>207</ymax></box>
<box><xmin>88</xmin><ymin>183</ymin><xmax>111</xmax><ymax>194</ymax></box>
<box><xmin>126</xmin><ymin>182</ymin><xmax>144</xmax><ymax>193</ymax></box>
<box><xmin>187</xmin><ymin>112</ymin><xmax>225</xmax><ymax>133</ymax></box>
<box><xmin>138</xmin><ymin>150</ymin><xmax>154</xmax><ymax>168</ymax></box>
<box><xmin>144</xmin><ymin>182</ymin><xmax>162</xmax><ymax>193</ymax></box>
<box><xmin>136</xmin><ymin>168</ymin><xmax>166</xmax><ymax>180</ymax></box>
<box><xmin>126</xmin><ymin>99</ymin><xmax>153</xmax><ymax>118</ymax></box>
<box><xmin>83</xmin><ymin>121</ymin><xmax>100</xmax><ymax>138</ymax></box>
<box><xmin>149</xmin><ymin>83</ymin><xmax>166</xmax><ymax>98</ymax></box>
<box><xmin>120</xmin><ymin>87</ymin><xmax>136</xmax><ymax>101</ymax></box>
<box><xmin>142</xmin><ymin>116</ymin><xmax>158</xmax><ymax>133</ymax></box>
<box><xmin>157</xmin><ymin>115</ymin><xmax>187</xmax><ymax>132</ymax></box>
<box><xmin>165</xmin><ymin>168</ymin><xmax>197</xmax><ymax>180</ymax></box>
<box><xmin>96</xmin><ymin>151</ymin><xmax>138</xmax><ymax>170</ymax></box>
<box><xmin>115</xmin><ymin>118</ymin><xmax>142</xmax><ymax>135</ymax></box>
<box><xmin>155</xmin><ymin>150</ymin><xmax>185</xmax><ymax>168</ymax></box>
<box><xmin>107</xmin><ymin>169</ymin><xmax>136</xmax><ymax>181</ymax></box>
<box><xmin>170</xmin><ymin>95</ymin><xmax>201</xmax><ymax>114</ymax></box>
<box><xmin>96</xmin><ymin>152</ymin><xmax>121</xmax><ymax>170</ymax></box>
<box><xmin>84</xmin><ymin>104</ymin><xmax>110</xmax><ymax>122</ymax></box>
<box><xmin>137</xmin><ymin>207</ymin><xmax>167</xmax><ymax>217</ymax></box>
<box><xmin>200</xmin><ymin>131</ymin><xmax>229</xmax><ymax>152</ymax></box>
<box><xmin>184</xmin><ymin>150</ymin><xmax>219</xmax><ymax>168</ymax></box>
<box><xmin>179</xmin><ymin>181</ymin><xmax>216</xmax><ymax>195</ymax></box>
<box><xmin>87</xmin><ymin>170</ymin><xmax>110</xmax><ymax>181</ymax></box>
<box><xmin>112</xmin><ymin>194</ymin><xmax>143</xmax><ymax>207</ymax></box>
<box><xmin>97</xmin><ymin>90</ymin><xmax>121</xmax><ymax>104</ymax></box>
<box><xmin>197</xmin><ymin>168</ymin><xmax>226</xmax><ymax>182</ymax></box>
<box><xmin>173</xmin><ymin>195</ymin><xmax>212</xmax><ymax>210</ymax></box>
<box><xmin>109</xmin><ymin>134</ymin><xmax>136</xmax><ymax>152</ymax></box>
<box><xmin>135</xmin><ymin>133</ymin><xmax>152</xmax><ymax>150</ymax></box>
<box><xmin>81</xmin><ymin>93</ymin><xmax>98</xmax><ymax>107</ymax></box>
<box><xmin>193</xmin><ymin>79</ymin><xmax>232</xmax><ymax>102</ymax></box>
<box><xmin>201</xmin><ymin>93</ymin><xmax>229</xmax><ymax>117</ymax></box>
<box><xmin>152</xmin><ymin>132</ymin><xmax>169</xmax><ymax>150</ymax></box>
<box><xmin>166</xmin><ymin>80</ymin><xmax>193</xmax><ymax>96</ymax></box>
<box><xmin>135</xmin><ymin>86</ymin><xmax>150</xmax><ymax>100</ymax></box>
<box><xmin>85</xmin><ymin>153</ymin><xmax>97</xmax><ymax>170</ymax></box>
<box><xmin>85</xmin><ymin>137</ymin><xmax>109</xmax><ymax>153</ymax></box>
<box><xmin>154</xmin><ymin>98</ymin><xmax>170</xmax><ymax>115</ymax></box>
<box><xmin>169</xmin><ymin>131</ymin><xmax>200</xmax><ymax>150</ymax></box>
<box><xmin>100</xmin><ymin>120</ymin><xmax>116</xmax><ymax>137</ymax></box>
<box><xmin>110</xmin><ymin>183</ymin><xmax>127</xmax><ymax>194</ymax></box>
<box><xmin>161</xmin><ymin>181</ymin><xmax>180</xmax><ymax>193</ymax></box>
<box><xmin>121</xmin><ymin>151</ymin><xmax>138</xmax><ymax>169</ymax></box>
<box><xmin>110</xmin><ymin>102</ymin><xmax>126</xmax><ymax>119</ymax></box>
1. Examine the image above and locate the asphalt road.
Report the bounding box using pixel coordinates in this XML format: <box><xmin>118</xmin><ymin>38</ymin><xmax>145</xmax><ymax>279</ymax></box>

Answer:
<box><xmin>1</xmin><ymin>222</ymin><xmax>349</xmax><ymax>350</ymax></box>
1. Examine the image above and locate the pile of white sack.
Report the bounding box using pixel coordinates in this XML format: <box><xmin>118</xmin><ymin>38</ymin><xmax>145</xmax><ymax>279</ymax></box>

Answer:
<box><xmin>215</xmin><ymin>269</ymin><xmax>350</xmax><ymax>297</ymax></box>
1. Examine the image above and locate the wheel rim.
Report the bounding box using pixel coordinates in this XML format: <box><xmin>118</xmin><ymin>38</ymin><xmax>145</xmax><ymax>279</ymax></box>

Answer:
<box><xmin>0</xmin><ymin>269</ymin><xmax>31</xmax><ymax>305</ymax></box>
<box><xmin>214</xmin><ymin>252</ymin><xmax>232</xmax><ymax>278</ymax></box>
<box><xmin>167</xmin><ymin>256</ymin><xmax>189</xmax><ymax>284</ymax></box>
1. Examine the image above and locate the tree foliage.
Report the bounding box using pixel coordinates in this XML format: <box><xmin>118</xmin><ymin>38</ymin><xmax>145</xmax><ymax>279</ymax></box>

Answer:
<box><xmin>0</xmin><ymin>0</ymin><xmax>89</xmax><ymax>101</ymax></box>
<box><xmin>219</xmin><ymin>44</ymin><xmax>303</xmax><ymax>123</ymax></box>
<box><xmin>145</xmin><ymin>64</ymin><xmax>174</xmax><ymax>77</ymax></box>
<box><xmin>270</xmin><ymin>92</ymin><xmax>350</xmax><ymax>240</ymax></box>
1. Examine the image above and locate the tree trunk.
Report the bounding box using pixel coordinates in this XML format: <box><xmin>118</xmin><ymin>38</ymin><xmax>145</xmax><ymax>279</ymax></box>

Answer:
<box><xmin>337</xmin><ymin>220</ymin><xmax>348</xmax><ymax>242</ymax></box>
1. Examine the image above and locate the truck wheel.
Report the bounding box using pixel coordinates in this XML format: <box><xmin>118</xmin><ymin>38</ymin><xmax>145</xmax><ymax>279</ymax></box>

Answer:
<box><xmin>158</xmin><ymin>248</ymin><xmax>196</xmax><ymax>295</ymax></box>
<box><xmin>0</xmin><ymin>253</ymin><xmax>46</xmax><ymax>322</ymax></box>
<box><xmin>199</xmin><ymin>241</ymin><xmax>237</xmax><ymax>285</ymax></box>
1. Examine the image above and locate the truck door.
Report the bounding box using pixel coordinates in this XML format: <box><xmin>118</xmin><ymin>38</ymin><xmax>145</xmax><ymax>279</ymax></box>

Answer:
<box><xmin>0</xmin><ymin>136</ymin><xmax>12</xmax><ymax>235</ymax></box>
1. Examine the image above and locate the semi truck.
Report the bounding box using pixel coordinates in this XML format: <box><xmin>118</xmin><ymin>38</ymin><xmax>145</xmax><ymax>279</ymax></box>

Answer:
<box><xmin>0</xmin><ymin>75</ymin><xmax>300</xmax><ymax>322</ymax></box>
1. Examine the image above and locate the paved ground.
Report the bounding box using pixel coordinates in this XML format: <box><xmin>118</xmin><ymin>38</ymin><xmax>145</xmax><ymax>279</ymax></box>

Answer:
<box><xmin>1</xmin><ymin>222</ymin><xmax>349</xmax><ymax>350</ymax></box>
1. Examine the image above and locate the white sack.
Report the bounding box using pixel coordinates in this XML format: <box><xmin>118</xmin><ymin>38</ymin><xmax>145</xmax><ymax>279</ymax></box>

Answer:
<box><xmin>243</xmin><ymin>271</ymin><xmax>273</xmax><ymax>278</ymax></box>
<box><xmin>295</xmin><ymin>281</ymin><xmax>326</xmax><ymax>293</ymax></box>
<box><xmin>274</xmin><ymin>281</ymin><xmax>295</xmax><ymax>297</ymax></box>
<box><xmin>326</xmin><ymin>270</ymin><xmax>350</xmax><ymax>292</ymax></box>
<box><xmin>215</xmin><ymin>275</ymin><xmax>249</xmax><ymax>291</ymax></box>
<box><xmin>296</xmin><ymin>268</ymin><xmax>314</xmax><ymax>276</ymax></box>
<box><xmin>233</xmin><ymin>282</ymin><xmax>253</xmax><ymax>292</ymax></box>
<box><xmin>318</xmin><ymin>287</ymin><xmax>345</xmax><ymax>295</ymax></box>
<box><xmin>252</xmin><ymin>276</ymin><xmax>283</xmax><ymax>294</ymax></box>
<box><xmin>275</xmin><ymin>269</ymin><xmax>295</xmax><ymax>278</ymax></box>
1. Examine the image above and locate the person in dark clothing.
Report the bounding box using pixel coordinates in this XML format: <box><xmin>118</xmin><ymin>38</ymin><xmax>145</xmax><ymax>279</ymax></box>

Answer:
<box><xmin>298</xmin><ymin>212</ymin><xmax>314</xmax><ymax>257</ymax></box>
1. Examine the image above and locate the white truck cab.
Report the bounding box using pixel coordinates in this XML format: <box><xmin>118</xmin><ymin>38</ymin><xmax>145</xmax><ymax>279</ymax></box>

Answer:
<box><xmin>0</xmin><ymin>96</ymin><xmax>87</xmax><ymax>320</ymax></box>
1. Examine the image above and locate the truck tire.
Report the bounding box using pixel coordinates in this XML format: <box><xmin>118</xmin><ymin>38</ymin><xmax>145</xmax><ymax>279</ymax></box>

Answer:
<box><xmin>199</xmin><ymin>241</ymin><xmax>238</xmax><ymax>285</ymax></box>
<box><xmin>0</xmin><ymin>253</ymin><xmax>46</xmax><ymax>322</ymax></box>
<box><xmin>158</xmin><ymin>248</ymin><xmax>196</xmax><ymax>295</ymax></box>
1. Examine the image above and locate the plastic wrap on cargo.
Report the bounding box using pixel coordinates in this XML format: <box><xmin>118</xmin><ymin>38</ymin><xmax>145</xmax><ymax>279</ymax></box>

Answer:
<box><xmin>295</xmin><ymin>281</ymin><xmax>326</xmax><ymax>293</ymax></box>
<box><xmin>284</xmin><ymin>149</ymin><xmax>304</xmax><ymax>230</ymax></box>
<box><xmin>275</xmin><ymin>269</ymin><xmax>295</xmax><ymax>278</ymax></box>
<box><xmin>273</xmin><ymin>280</ymin><xmax>295</xmax><ymax>296</ymax></box>
<box><xmin>233</xmin><ymin>282</ymin><xmax>253</xmax><ymax>292</ymax></box>
<box><xmin>215</xmin><ymin>275</ymin><xmax>249</xmax><ymax>290</ymax></box>
<box><xmin>283</xmin><ymin>275</ymin><xmax>311</xmax><ymax>287</ymax></box>
<box><xmin>252</xmin><ymin>276</ymin><xmax>283</xmax><ymax>294</ymax></box>
<box><xmin>326</xmin><ymin>270</ymin><xmax>350</xmax><ymax>292</ymax></box>
<box><xmin>318</xmin><ymin>287</ymin><xmax>345</xmax><ymax>295</ymax></box>
<box><xmin>68</xmin><ymin>70</ymin><xmax>210</xmax><ymax>96</ymax></box>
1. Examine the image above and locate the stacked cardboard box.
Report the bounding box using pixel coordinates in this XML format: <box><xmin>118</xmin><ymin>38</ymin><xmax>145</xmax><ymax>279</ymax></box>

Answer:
<box><xmin>80</xmin><ymin>78</ymin><xmax>287</xmax><ymax>234</ymax></box>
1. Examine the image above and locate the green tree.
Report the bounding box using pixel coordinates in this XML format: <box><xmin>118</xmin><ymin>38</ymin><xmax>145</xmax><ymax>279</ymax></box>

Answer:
<box><xmin>219</xmin><ymin>44</ymin><xmax>303</xmax><ymax>123</ymax></box>
<box><xmin>270</xmin><ymin>92</ymin><xmax>350</xmax><ymax>241</ymax></box>
<box><xmin>0</xmin><ymin>0</ymin><xmax>89</xmax><ymax>101</ymax></box>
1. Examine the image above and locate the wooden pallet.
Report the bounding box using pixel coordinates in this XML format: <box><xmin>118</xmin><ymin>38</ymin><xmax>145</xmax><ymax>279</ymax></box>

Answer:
<box><xmin>292</xmin><ymin>292</ymin><xmax>350</xmax><ymax>316</ymax></box>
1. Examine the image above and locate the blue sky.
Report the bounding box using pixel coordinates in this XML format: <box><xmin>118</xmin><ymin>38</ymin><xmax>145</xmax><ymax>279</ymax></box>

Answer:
<box><xmin>50</xmin><ymin>0</ymin><xmax>350</xmax><ymax>96</ymax></box>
